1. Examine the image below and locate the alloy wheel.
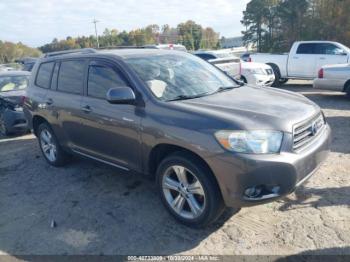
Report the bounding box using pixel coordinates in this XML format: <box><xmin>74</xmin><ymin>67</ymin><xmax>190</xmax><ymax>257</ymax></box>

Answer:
<box><xmin>40</xmin><ymin>129</ymin><xmax>57</xmax><ymax>162</ymax></box>
<box><xmin>162</xmin><ymin>165</ymin><xmax>206</xmax><ymax>219</ymax></box>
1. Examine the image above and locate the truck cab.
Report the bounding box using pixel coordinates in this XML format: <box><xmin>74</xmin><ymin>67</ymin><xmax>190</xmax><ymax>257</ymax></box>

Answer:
<box><xmin>288</xmin><ymin>41</ymin><xmax>350</xmax><ymax>78</ymax></box>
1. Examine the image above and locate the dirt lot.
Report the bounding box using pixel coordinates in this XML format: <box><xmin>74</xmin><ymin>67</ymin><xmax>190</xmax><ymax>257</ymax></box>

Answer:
<box><xmin>0</xmin><ymin>81</ymin><xmax>349</xmax><ymax>256</ymax></box>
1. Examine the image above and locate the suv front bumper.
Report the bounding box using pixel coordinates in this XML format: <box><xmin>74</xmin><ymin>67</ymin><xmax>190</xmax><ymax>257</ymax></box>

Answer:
<box><xmin>205</xmin><ymin>124</ymin><xmax>331</xmax><ymax>208</ymax></box>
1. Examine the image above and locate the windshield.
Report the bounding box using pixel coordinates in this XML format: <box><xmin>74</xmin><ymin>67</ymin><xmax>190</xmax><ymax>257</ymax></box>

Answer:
<box><xmin>125</xmin><ymin>53</ymin><xmax>238</xmax><ymax>101</ymax></box>
<box><xmin>338</xmin><ymin>43</ymin><xmax>350</xmax><ymax>53</ymax></box>
<box><xmin>0</xmin><ymin>75</ymin><xmax>29</xmax><ymax>92</ymax></box>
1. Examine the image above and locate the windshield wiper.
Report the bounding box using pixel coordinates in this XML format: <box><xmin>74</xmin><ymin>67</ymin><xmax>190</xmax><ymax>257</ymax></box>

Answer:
<box><xmin>213</xmin><ymin>85</ymin><xmax>240</xmax><ymax>94</ymax></box>
<box><xmin>166</xmin><ymin>92</ymin><xmax>210</xmax><ymax>102</ymax></box>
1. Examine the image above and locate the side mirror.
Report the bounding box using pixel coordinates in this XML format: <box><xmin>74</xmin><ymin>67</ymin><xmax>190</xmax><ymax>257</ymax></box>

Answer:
<box><xmin>106</xmin><ymin>86</ymin><xmax>136</xmax><ymax>104</ymax></box>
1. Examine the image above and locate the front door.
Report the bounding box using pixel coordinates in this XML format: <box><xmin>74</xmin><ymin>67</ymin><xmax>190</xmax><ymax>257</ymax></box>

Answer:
<box><xmin>77</xmin><ymin>59</ymin><xmax>142</xmax><ymax>172</ymax></box>
<box><xmin>288</xmin><ymin>43</ymin><xmax>317</xmax><ymax>78</ymax></box>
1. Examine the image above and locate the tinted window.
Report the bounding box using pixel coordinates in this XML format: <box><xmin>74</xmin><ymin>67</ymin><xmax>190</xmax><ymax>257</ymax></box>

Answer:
<box><xmin>57</xmin><ymin>60</ymin><xmax>85</xmax><ymax>94</ymax></box>
<box><xmin>296</xmin><ymin>43</ymin><xmax>316</xmax><ymax>54</ymax></box>
<box><xmin>88</xmin><ymin>65</ymin><xmax>128</xmax><ymax>99</ymax></box>
<box><xmin>196</xmin><ymin>53</ymin><xmax>216</xmax><ymax>61</ymax></box>
<box><xmin>316</xmin><ymin>43</ymin><xmax>344</xmax><ymax>55</ymax></box>
<box><xmin>36</xmin><ymin>62</ymin><xmax>54</xmax><ymax>88</ymax></box>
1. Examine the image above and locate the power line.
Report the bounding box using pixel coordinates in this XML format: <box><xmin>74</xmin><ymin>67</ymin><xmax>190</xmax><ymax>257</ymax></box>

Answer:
<box><xmin>92</xmin><ymin>18</ymin><xmax>100</xmax><ymax>48</ymax></box>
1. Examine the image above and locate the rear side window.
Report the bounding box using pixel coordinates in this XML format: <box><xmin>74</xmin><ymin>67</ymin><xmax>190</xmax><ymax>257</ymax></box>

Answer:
<box><xmin>36</xmin><ymin>62</ymin><xmax>54</xmax><ymax>88</ymax></box>
<box><xmin>88</xmin><ymin>65</ymin><xmax>128</xmax><ymax>99</ymax></box>
<box><xmin>57</xmin><ymin>60</ymin><xmax>85</xmax><ymax>94</ymax></box>
<box><xmin>296</xmin><ymin>43</ymin><xmax>316</xmax><ymax>54</ymax></box>
<box><xmin>315</xmin><ymin>43</ymin><xmax>344</xmax><ymax>55</ymax></box>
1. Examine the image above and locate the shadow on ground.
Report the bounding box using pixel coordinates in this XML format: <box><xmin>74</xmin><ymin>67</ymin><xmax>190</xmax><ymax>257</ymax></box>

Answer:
<box><xmin>276</xmin><ymin>246</ymin><xmax>350</xmax><ymax>261</ymax></box>
<box><xmin>0</xmin><ymin>136</ymin><xmax>237</xmax><ymax>255</ymax></box>
<box><xmin>278</xmin><ymin>185</ymin><xmax>350</xmax><ymax>211</ymax></box>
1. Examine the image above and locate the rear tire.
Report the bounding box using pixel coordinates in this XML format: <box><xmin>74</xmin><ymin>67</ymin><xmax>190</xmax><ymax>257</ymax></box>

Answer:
<box><xmin>269</xmin><ymin>64</ymin><xmax>282</xmax><ymax>87</ymax></box>
<box><xmin>37</xmin><ymin>122</ymin><xmax>70</xmax><ymax>167</ymax></box>
<box><xmin>279</xmin><ymin>78</ymin><xmax>288</xmax><ymax>85</ymax></box>
<box><xmin>156</xmin><ymin>152</ymin><xmax>225</xmax><ymax>228</ymax></box>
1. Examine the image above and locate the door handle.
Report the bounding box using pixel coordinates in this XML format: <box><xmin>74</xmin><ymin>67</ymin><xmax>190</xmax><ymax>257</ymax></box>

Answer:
<box><xmin>320</xmin><ymin>57</ymin><xmax>326</xmax><ymax>60</ymax></box>
<box><xmin>46</xmin><ymin>98</ymin><xmax>53</xmax><ymax>105</ymax></box>
<box><xmin>81</xmin><ymin>105</ymin><xmax>92</xmax><ymax>113</ymax></box>
<box><xmin>293</xmin><ymin>57</ymin><xmax>299</xmax><ymax>59</ymax></box>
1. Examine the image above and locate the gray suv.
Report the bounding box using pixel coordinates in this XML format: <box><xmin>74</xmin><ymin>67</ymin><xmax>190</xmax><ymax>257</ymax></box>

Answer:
<box><xmin>24</xmin><ymin>48</ymin><xmax>331</xmax><ymax>227</ymax></box>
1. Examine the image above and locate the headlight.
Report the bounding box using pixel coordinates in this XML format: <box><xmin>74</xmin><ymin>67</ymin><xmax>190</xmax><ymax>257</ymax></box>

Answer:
<box><xmin>246</xmin><ymin>68</ymin><xmax>266</xmax><ymax>75</ymax></box>
<box><xmin>215</xmin><ymin>130</ymin><xmax>283</xmax><ymax>154</ymax></box>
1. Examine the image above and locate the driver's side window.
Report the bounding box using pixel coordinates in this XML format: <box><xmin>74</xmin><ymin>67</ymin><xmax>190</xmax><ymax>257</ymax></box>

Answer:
<box><xmin>88</xmin><ymin>64</ymin><xmax>128</xmax><ymax>99</ymax></box>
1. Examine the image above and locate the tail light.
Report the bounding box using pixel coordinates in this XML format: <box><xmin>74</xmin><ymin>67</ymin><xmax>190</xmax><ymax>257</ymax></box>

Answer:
<box><xmin>19</xmin><ymin>96</ymin><xmax>27</xmax><ymax>106</ymax></box>
<box><xmin>248</xmin><ymin>57</ymin><xmax>252</xmax><ymax>62</ymax></box>
<box><xmin>318</xmin><ymin>68</ymin><xmax>324</xmax><ymax>79</ymax></box>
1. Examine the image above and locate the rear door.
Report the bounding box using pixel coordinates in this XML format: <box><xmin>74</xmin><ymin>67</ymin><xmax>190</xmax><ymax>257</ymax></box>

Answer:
<box><xmin>46</xmin><ymin>59</ymin><xmax>87</xmax><ymax>148</ymax></box>
<box><xmin>288</xmin><ymin>43</ymin><xmax>317</xmax><ymax>78</ymax></box>
<box><xmin>77</xmin><ymin>59</ymin><xmax>142</xmax><ymax>171</ymax></box>
<box><xmin>315</xmin><ymin>43</ymin><xmax>349</xmax><ymax>74</ymax></box>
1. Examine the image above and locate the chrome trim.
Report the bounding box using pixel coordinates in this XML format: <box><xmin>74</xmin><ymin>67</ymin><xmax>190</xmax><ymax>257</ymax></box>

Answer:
<box><xmin>292</xmin><ymin>113</ymin><xmax>325</xmax><ymax>152</ymax></box>
<box><xmin>72</xmin><ymin>149</ymin><xmax>129</xmax><ymax>171</ymax></box>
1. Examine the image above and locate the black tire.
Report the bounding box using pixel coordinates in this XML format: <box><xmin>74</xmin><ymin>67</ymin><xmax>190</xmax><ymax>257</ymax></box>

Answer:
<box><xmin>0</xmin><ymin>113</ymin><xmax>10</xmax><ymax>136</ymax></box>
<box><xmin>241</xmin><ymin>76</ymin><xmax>247</xmax><ymax>84</ymax></box>
<box><xmin>156</xmin><ymin>152</ymin><xmax>225</xmax><ymax>228</ymax></box>
<box><xmin>269</xmin><ymin>64</ymin><xmax>281</xmax><ymax>87</ymax></box>
<box><xmin>279</xmin><ymin>78</ymin><xmax>288</xmax><ymax>85</ymax></box>
<box><xmin>345</xmin><ymin>82</ymin><xmax>350</xmax><ymax>98</ymax></box>
<box><xmin>37</xmin><ymin>122</ymin><xmax>70</xmax><ymax>167</ymax></box>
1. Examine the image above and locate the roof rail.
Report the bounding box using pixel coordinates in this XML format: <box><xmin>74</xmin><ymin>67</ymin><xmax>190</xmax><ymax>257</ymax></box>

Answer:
<box><xmin>98</xmin><ymin>46</ymin><xmax>148</xmax><ymax>50</ymax></box>
<box><xmin>44</xmin><ymin>48</ymin><xmax>97</xmax><ymax>58</ymax></box>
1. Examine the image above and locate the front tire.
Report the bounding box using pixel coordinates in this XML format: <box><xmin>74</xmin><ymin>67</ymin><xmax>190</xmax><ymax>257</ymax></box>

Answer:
<box><xmin>269</xmin><ymin>64</ymin><xmax>282</xmax><ymax>87</ymax></box>
<box><xmin>345</xmin><ymin>82</ymin><xmax>350</xmax><ymax>98</ymax></box>
<box><xmin>37</xmin><ymin>123</ymin><xmax>69</xmax><ymax>166</ymax></box>
<box><xmin>156</xmin><ymin>152</ymin><xmax>225</xmax><ymax>228</ymax></box>
<box><xmin>0</xmin><ymin>113</ymin><xmax>10</xmax><ymax>136</ymax></box>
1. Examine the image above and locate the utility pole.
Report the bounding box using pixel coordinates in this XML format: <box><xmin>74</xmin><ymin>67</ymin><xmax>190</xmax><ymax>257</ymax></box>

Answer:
<box><xmin>92</xmin><ymin>18</ymin><xmax>100</xmax><ymax>48</ymax></box>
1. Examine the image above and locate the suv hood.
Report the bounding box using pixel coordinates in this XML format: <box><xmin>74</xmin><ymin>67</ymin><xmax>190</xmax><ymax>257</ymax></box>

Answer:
<box><xmin>177</xmin><ymin>86</ymin><xmax>320</xmax><ymax>132</ymax></box>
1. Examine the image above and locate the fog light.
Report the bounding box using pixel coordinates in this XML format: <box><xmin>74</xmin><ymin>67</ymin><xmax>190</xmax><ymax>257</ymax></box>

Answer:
<box><xmin>244</xmin><ymin>186</ymin><xmax>262</xmax><ymax>198</ymax></box>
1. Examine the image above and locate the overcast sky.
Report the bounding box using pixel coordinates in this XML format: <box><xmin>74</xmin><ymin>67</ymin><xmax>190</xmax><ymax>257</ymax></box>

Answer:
<box><xmin>0</xmin><ymin>0</ymin><xmax>249</xmax><ymax>47</ymax></box>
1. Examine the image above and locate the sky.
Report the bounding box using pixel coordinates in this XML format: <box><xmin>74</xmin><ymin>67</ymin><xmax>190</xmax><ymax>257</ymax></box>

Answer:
<box><xmin>0</xmin><ymin>0</ymin><xmax>249</xmax><ymax>48</ymax></box>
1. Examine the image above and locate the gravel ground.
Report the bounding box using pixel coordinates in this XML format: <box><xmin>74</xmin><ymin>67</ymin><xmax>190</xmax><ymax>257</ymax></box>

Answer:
<box><xmin>0</xmin><ymin>81</ymin><xmax>349</xmax><ymax>256</ymax></box>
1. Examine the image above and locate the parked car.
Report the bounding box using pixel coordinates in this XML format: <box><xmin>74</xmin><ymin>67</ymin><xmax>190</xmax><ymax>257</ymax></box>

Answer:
<box><xmin>193</xmin><ymin>50</ymin><xmax>241</xmax><ymax>79</ymax></box>
<box><xmin>15</xmin><ymin>57</ymin><xmax>38</xmax><ymax>72</ymax></box>
<box><xmin>144</xmin><ymin>44</ymin><xmax>187</xmax><ymax>52</ymax></box>
<box><xmin>0</xmin><ymin>71</ymin><xmax>30</xmax><ymax>136</ymax></box>
<box><xmin>194</xmin><ymin>51</ymin><xmax>274</xmax><ymax>86</ymax></box>
<box><xmin>0</xmin><ymin>65</ymin><xmax>15</xmax><ymax>72</ymax></box>
<box><xmin>249</xmin><ymin>41</ymin><xmax>350</xmax><ymax>86</ymax></box>
<box><xmin>313</xmin><ymin>64</ymin><xmax>350</xmax><ymax>97</ymax></box>
<box><xmin>240</xmin><ymin>62</ymin><xmax>275</xmax><ymax>86</ymax></box>
<box><xmin>241</xmin><ymin>53</ymin><xmax>251</xmax><ymax>62</ymax></box>
<box><xmin>25</xmin><ymin>48</ymin><xmax>331</xmax><ymax>227</ymax></box>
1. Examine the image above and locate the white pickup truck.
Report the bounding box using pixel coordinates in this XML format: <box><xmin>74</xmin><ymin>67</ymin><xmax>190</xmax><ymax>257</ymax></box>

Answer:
<box><xmin>249</xmin><ymin>41</ymin><xmax>350</xmax><ymax>86</ymax></box>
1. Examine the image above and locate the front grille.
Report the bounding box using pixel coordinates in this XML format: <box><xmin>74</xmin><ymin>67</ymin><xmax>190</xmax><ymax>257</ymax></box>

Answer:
<box><xmin>266</xmin><ymin>69</ymin><xmax>274</xmax><ymax>75</ymax></box>
<box><xmin>293</xmin><ymin>113</ymin><xmax>325</xmax><ymax>151</ymax></box>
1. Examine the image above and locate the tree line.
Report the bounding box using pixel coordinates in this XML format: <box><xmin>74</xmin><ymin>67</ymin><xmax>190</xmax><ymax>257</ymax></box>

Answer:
<box><xmin>0</xmin><ymin>41</ymin><xmax>41</xmax><ymax>64</ymax></box>
<box><xmin>242</xmin><ymin>0</ymin><xmax>350</xmax><ymax>52</ymax></box>
<box><xmin>39</xmin><ymin>20</ymin><xmax>220</xmax><ymax>53</ymax></box>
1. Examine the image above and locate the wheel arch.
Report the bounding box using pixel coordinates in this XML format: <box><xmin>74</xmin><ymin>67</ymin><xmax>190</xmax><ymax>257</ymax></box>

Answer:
<box><xmin>32</xmin><ymin>115</ymin><xmax>49</xmax><ymax>136</ymax></box>
<box><xmin>343</xmin><ymin>79</ymin><xmax>350</xmax><ymax>92</ymax></box>
<box><xmin>148</xmin><ymin>143</ymin><xmax>215</xmax><ymax>180</ymax></box>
